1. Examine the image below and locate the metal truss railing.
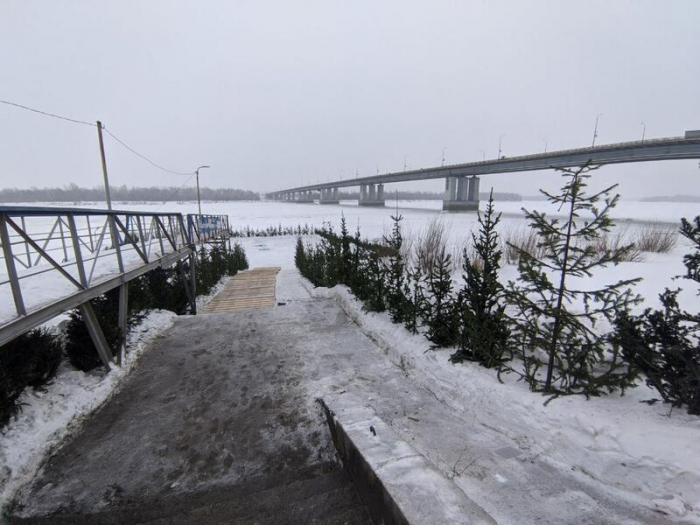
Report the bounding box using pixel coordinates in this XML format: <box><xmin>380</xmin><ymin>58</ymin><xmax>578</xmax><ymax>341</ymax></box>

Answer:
<box><xmin>0</xmin><ymin>206</ymin><xmax>231</xmax><ymax>368</ymax></box>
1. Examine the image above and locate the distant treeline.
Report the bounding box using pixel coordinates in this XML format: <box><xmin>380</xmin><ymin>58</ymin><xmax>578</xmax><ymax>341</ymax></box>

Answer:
<box><xmin>0</xmin><ymin>184</ymin><xmax>260</xmax><ymax>203</ymax></box>
<box><xmin>641</xmin><ymin>195</ymin><xmax>700</xmax><ymax>203</ymax></box>
<box><xmin>337</xmin><ymin>190</ymin><xmax>521</xmax><ymax>201</ymax></box>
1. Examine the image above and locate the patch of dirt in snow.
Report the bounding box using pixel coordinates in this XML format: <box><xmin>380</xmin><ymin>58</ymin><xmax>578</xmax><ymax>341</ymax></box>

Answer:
<box><xmin>305</xmin><ymin>279</ymin><xmax>700</xmax><ymax>521</ymax></box>
<box><xmin>0</xmin><ymin>309</ymin><xmax>176</xmax><ymax>510</ymax></box>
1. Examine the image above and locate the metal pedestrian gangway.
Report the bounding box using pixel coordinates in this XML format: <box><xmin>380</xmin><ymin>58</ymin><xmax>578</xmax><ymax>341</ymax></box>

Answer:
<box><xmin>0</xmin><ymin>206</ymin><xmax>231</xmax><ymax>368</ymax></box>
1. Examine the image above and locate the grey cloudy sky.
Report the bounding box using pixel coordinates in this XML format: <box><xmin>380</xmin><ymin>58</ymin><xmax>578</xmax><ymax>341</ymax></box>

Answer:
<box><xmin>1</xmin><ymin>0</ymin><xmax>698</xmax><ymax>198</ymax></box>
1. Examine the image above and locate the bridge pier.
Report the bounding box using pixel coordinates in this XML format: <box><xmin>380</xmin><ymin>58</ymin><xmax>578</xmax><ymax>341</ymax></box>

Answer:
<box><xmin>319</xmin><ymin>188</ymin><xmax>339</xmax><ymax>204</ymax></box>
<box><xmin>443</xmin><ymin>176</ymin><xmax>479</xmax><ymax>211</ymax></box>
<box><xmin>294</xmin><ymin>190</ymin><xmax>315</xmax><ymax>204</ymax></box>
<box><xmin>359</xmin><ymin>183</ymin><xmax>385</xmax><ymax>207</ymax></box>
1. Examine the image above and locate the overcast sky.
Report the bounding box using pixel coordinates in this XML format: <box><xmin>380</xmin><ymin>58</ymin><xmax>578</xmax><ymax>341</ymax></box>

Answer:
<box><xmin>1</xmin><ymin>0</ymin><xmax>698</xmax><ymax>198</ymax></box>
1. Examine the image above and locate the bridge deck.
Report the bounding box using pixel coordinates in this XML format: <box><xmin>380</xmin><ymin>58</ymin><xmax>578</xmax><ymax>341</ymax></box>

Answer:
<box><xmin>268</xmin><ymin>136</ymin><xmax>700</xmax><ymax>197</ymax></box>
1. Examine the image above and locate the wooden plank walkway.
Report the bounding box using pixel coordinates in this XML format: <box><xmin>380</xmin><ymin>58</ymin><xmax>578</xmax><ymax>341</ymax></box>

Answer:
<box><xmin>201</xmin><ymin>267</ymin><xmax>280</xmax><ymax>313</ymax></box>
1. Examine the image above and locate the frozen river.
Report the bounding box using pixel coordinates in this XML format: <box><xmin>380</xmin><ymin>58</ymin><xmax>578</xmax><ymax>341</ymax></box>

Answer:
<box><xmin>1</xmin><ymin>198</ymin><xmax>698</xmax><ymax>327</ymax></box>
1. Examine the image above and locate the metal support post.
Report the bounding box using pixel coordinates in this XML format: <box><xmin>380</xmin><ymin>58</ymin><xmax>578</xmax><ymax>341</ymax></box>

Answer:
<box><xmin>117</xmin><ymin>282</ymin><xmax>128</xmax><ymax>365</ymax></box>
<box><xmin>67</xmin><ymin>214</ymin><xmax>88</xmax><ymax>288</ymax></box>
<box><xmin>189</xmin><ymin>252</ymin><xmax>197</xmax><ymax>314</ymax></box>
<box><xmin>79</xmin><ymin>301</ymin><xmax>114</xmax><ymax>370</ymax></box>
<box><xmin>0</xmin><ymin>214</ymin><xmax>26</xmax><ymax>315</ymax></box>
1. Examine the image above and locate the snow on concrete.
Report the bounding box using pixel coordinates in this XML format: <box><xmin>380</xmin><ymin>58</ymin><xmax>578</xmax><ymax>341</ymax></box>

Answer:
<box><xmin>0</xmin><ymin>277</ymin><xmax>227</xmax><ymax>510</ymax></box>
<box><xmin>0</xmin><ymin>309</ymin><xmax>176</xmax><ymax>509</ymax></box>
<box><xmin>322</xmin><ymin>394</ymin><xmax>496</xmax><ymax>524</ymax></box>
<box><xmin>305</xmin><ymin>280</ymin><xmax>700</xmax><ymax>521</ymax></box>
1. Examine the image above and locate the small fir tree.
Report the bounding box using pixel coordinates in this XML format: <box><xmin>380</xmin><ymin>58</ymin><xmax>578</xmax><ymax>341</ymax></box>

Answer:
<box><xmin>404</xmin><ymin>265</ymin><xmax>424</xmax><ymax>334</ymax></box>
<box><xmin>615</xmin><ymin>216</ymin><xmax>700</xmax><ymax>414</ymax></box>
<box><xmin>384</xmin><ymin>213</ymin><xmax>410</xmax><ymax>323</ymax></box>
<box><xmin>349</xmin><ymin>226</ymin><xmax>369</xmax><ymax>300</ymax></box>
<box><xmin>339</xmin><ymin>214</ymin><xmax>352</xmax><ymax>285</ymax></box>
<box><xmin>507</xmin><ymin>163</ymin><xmax>641</xmax><ymax>396</ymax></box>
<box><xmin>451</xmin><ymin>190</ymin><xmax>510</xmax><ymax>368</ymax></box>
<box><xmin>295</xmin><ymin>237</ymin><xmax>307</xmax><ymax>276</ymax></box>
<box><xmin>422</xmin><ymin>246</ymin><xmax>458</xmax><ymax>347</ymax></box>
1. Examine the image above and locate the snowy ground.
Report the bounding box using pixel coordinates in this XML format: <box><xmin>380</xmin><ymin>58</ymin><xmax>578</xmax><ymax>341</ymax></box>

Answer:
<box><xmin>310</xmin><ymin>282</ymin><xmax>700</xmax><ymax>522</ymax></box>
<box><xmin>254</xmin><ymin>233</ymin><xmax>700</xmax><ymax>522</ymax></box>
<box><xmin>2</xmin><ymin>199</ymin><xmax>699</xmax><ymax>519</ymax></box>
<box><xmin>0</xmin><ymin>278</ymin><xmax>229</xmax><ymax>510</ymax></box>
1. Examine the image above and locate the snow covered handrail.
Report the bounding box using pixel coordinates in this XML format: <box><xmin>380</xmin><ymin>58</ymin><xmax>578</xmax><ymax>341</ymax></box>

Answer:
<box><xmin>0</xmin><ymin>207</ymin><xmax>230</xmax><ymax>366</ymax></box>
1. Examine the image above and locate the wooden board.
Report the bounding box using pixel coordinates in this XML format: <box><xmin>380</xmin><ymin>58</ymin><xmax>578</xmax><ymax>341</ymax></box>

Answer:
<box><xmin>201</xmin><ymin>267</ymin><xmax>281</xmax><ymax>313</ymax></box>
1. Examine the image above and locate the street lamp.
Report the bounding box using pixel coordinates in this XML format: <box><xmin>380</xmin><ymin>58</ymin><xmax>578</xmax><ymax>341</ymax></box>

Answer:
<box><xmin>591</xmin><ymin>114</ymin><xmax>603</xmax><ymax>147</ymax></box>
<box><xmin>442</xmin><ymin>147</ymin><xmax>447</xmax><ymax>167</ymax></box>
<box><xmin>641</xmin><ymin>122</ymin><xmax>646</xmax><ymax>142</ymax></box>
<box><xmin>498</xmin><ymin>135</ymin><xmax>506</xmax><ymax>159</ymax></box>
<box><xmin>195</xmin><ymin>165</ymin><xmax>210</xmax><ymax>216</ymax></box>
<box><xmin>542</xmin><ymin>138</ymin><xmax>548</xmax><ymax>153</ymax></box>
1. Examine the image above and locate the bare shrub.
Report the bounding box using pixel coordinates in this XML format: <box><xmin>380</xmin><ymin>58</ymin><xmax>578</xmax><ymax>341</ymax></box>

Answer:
<box><xmin>634</xmin><ymin>222</ymin><xmax>678</xmax><ymax>254</ymax></box>
<box><xmin>589</xmin><ymin>224</ymin><xmax>644</xmax><ymax>262</ymax></box>
<box><xmin>456</xmin><ymin>236</ymin><xmax>483</xmax><ymax>272</ymax></box>
<box><xmin>502</xmin><ymin>225</ymin><xmax>543</xmax><ymax>265</ymax></box>
<box><xmin>414</xmin><ymin>217</ymin><xmax>451</xmax><ymax>273</ymax></box>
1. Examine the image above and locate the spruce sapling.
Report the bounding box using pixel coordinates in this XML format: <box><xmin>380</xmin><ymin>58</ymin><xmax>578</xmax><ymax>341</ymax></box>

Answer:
<box><xmin>451</xmin><ymin>190</ymin><xmax>510</xmax><ymax>367</ymax></box>
<box><xmin>384</xmin><ymin>213</ymin><xmax>409</xmax><ymax>323</ymax></box>
<box><xmin>423</xmin><ymin>246</ymin><xmax>458</xmax><ymax>347</ymax></box>
<box><xmin>507</xmin><ymin>163</ymin><xmax>641</xmax><ymax>397</ymax></box>
<box><xmin>615</xmin><ymin>216</ymin><xmax>700</xmax><ymax>414</ymax></box>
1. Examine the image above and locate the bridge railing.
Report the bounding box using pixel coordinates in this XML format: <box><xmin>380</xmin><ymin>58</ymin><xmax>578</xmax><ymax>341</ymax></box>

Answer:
<box><xmin>269</xmin><ymin>135</ymin><xmax>700</xmax><ymax>196</ymax></box>
<box><xmin>0</xmin><ymin>206</ymin><xmax>231</xmax><ymax>366</ymax></box>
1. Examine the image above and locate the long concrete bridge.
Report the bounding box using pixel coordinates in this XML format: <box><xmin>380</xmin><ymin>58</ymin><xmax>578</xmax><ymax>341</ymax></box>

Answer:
<box><xmin>266</xmin><ymin>134</ymin><xmax>700</xmax><ymax>211</ymax></box>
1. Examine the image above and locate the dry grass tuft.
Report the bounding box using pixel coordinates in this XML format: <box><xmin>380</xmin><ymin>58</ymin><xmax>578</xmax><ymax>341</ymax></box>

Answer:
<box><xmin>502</xmin><ymin>226</ymin><xmax>544</xmax><ymax>265</ymax></box>
<box><xmin>634</xmin><ymin>222</ymin><xmax>678</xmax><ymax>254</ymax></box>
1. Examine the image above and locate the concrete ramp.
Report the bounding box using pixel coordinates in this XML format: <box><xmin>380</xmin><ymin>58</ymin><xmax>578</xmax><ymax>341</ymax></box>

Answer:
<box><xmin>6</xmin><ymin>298</ymin><xmax>371</xmax><ymax>524</ymax></box>
<box><xmin>201</xmin><ymin>267</ymin><xmax>280</xmax><ymax>313</ymax></box>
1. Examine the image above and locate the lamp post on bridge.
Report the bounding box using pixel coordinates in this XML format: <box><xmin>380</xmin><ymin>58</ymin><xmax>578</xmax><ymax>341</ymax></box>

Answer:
<box><xmin>195</xmin><ymin>165</ymin><xmax>210</xmax><ymax>216</ymax></box>
<box><xmin>542</xmin><ymin>138</ymin><xmax>548</xmax><ymax>153</ymax></box>
<box><xmin>591</xmin><ymin>114</ymin><xmax>603</xmax><ymax>147</ymax></box>
<box><xmin>641</xmin><ymin>122</ymin><xmax>646</xmax><ymax>142</ymax></box>
<box><xmin>498</xmin><ymin>135</ymin><xmax>506</xmax><ymax>159</ymax></box>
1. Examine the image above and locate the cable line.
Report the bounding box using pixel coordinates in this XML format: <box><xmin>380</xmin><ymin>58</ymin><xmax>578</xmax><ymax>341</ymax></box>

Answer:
<box><xmin>0</xmin><ymin>99</ymin><xmax>96</xmax><ymax>127</ymax></box>
<box><xmin>102</xmin><ymin>127</ymin><xmax>194</xmax><ymax>176</ymax></box>
<box><xmin>1</xmin><ymin>97</ymin><xmax>197</xmax><ymax>177</ymax></box>
<box><xmin>155</xmin><ymin>173</ymin><xmax>197</xmax><ymax>210</ymax></box>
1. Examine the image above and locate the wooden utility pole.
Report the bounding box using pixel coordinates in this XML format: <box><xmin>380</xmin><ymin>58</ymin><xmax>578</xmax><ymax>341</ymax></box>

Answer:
<box><xmin>96</xmin><ymin>121</ymin><xmax>112</xmax><ymax>210</ymax></box>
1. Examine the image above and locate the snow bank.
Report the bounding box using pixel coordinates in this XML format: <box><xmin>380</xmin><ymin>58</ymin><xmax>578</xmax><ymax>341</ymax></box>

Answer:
<box><xmin>306</xmin><ymin>281</ymin><xmax>700</xmax><ymax>520</ymax></box>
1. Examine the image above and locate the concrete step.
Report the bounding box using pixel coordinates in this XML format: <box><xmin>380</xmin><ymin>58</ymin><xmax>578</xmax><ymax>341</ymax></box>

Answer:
<box><xmin>8</xmin><ymin>465</ymin><xmax>372</xmax><ymax>525</ymax></box>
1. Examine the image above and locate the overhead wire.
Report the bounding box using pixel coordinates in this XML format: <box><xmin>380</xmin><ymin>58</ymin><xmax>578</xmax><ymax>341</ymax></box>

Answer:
<box><xmin>154</xmin><ymin>173</ymin><xmax>197</xmax><ymax>210</ymax></box>
<box><xmin>102</xmin><ymin>127</ymin><xmax>194</xmax><ymax>176</ymax></box>
<box><xmin>0</xmin><ymin>99</ymin><xmax>96</xmax><ymax>127</ymax></box>
<box><xmin>1</xmin><ymin>98</ymin><xmax>196</xmax><ymax>176</ymax></box>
